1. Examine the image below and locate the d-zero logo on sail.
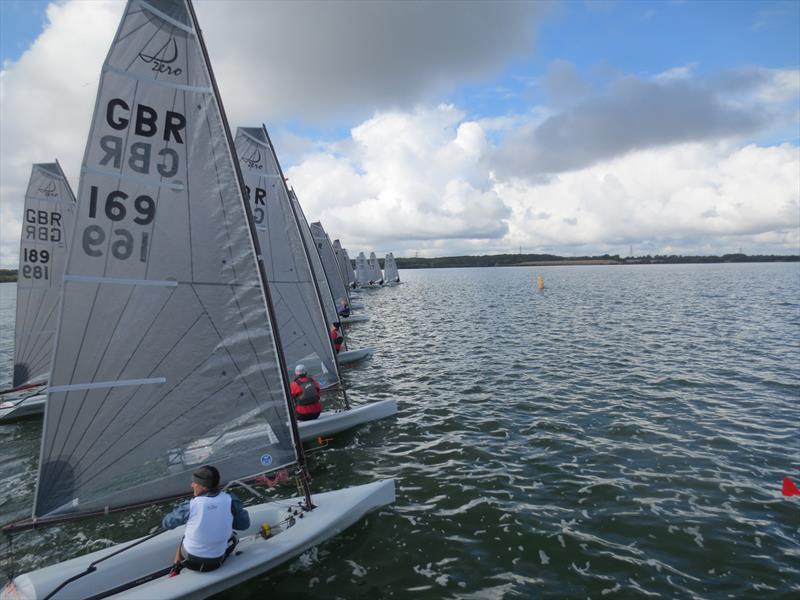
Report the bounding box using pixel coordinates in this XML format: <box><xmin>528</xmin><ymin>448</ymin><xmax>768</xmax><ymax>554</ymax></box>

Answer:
<box><xmin>38</xmin><ymin>180</ymin><xmax>58</xmax><ymax>198</ymax></box>
<box><xmin>241</xmin><ymin>147</ymin><xmax>263</xmax><ymax>170</ymax></box>
<box><xmin>138</xmin><ymin>37</ymin><xmax>182</xmax><ymax>76</ymax></box>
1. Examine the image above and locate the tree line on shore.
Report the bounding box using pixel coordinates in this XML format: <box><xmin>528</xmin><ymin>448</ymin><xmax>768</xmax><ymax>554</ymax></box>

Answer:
<box><xmin>391</xmin><ymin>253</ymin><xmax>799</xmax><ymax>269</ymax></box>
<box><xmin>1</xmin><ymin>254</ymin><xmax>797</xmax><ymax>283</ymax></box>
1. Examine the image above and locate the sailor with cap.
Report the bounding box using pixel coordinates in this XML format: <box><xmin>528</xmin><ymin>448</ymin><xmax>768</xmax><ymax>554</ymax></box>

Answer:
<box><xmin>162</xmin><ymin>465</ymin><xmax>250</xmax><ymax>574</ymax></box>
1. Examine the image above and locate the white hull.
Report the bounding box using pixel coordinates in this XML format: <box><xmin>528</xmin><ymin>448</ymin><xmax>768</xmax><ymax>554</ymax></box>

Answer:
<box><xmin>0</xmin><ymin>393</ymin><xmax>46</xmax><ymax>422</ymax></box>
<box><xmin>337</xmin><ymin>347</ymin><xmax>374</xmax><ymax>365</ymax></box>
<box><xmin>298</xmin><ymin>399</ymin><xmax>396</xmax><ymax>441</ymax></box>
<box><xmin>2</xmin><ymin>480</ymin><xmax>395</xmax><ymax>600</ymax></box>
<box><xmin>340</xmin><ymin>314</ymin><xmax>369</xmax><ymax>324</ymax></box>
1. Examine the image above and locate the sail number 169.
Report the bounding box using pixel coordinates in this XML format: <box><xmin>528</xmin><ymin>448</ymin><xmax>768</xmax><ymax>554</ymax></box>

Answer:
<box><xmin>82</xmin><ymin>186</ymin><xmax>155</xmax><ymax>261</ymax></box>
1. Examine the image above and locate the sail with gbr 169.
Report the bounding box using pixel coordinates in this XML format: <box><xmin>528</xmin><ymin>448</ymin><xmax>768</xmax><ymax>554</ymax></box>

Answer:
<box><xmin>0</xmin><ymin>1</ymin><xmax>394</xmax><ymax>598</ymax></box>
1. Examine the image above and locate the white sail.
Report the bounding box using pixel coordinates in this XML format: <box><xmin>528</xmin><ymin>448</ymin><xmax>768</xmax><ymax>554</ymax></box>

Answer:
<box><xmin>235</xmin><ymin>127</ymin><xmax>339</xmax><ymax>388</ymax></box>
<box><xmin>341</xmin><ymin>247</ymin><xmax>356</xmax><ymax>287</ymax></box>
<box><xmin>13</xmin><ymin>163</ymin><xmax>76</xmax><ymax>388</ymax></box>
<box><xmin>355</xmin><ymin>252</ymin><xmax>370</xmax><ymax>286</ymax></box>
<box><xmin>310</xmin><ymin>222</ymin><xmax>350</xmax><ymax>308</ymax></box>
<box><xmin>383</xmin><ymin>252</ymin><xmax>400</xmax><ymax>283</ymax></box>
<box><xmin>368</xmin><ymin>252</ymin><xmax>383</xmax><ymax>283</ymax></box>
<box><xmin>34</xmin><ymin>0</ymin><xmax>297</xmax><ymax>520</ymax></box>
<box><xmin>332</xmin><ymin>239</ymin><xmax>354</xmax><ymax>290</ymax></box>
<box><xmin>289</xmin><ymin>190</ymin><xmax>340</xmax><ymax>328</ymax></box>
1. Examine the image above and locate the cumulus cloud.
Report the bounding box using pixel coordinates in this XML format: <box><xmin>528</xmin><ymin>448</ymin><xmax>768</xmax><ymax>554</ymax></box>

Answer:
<box><xmin>287</xmin><ymin>105</ymin><xmax>510</xmax><ymax>250</ymax></box>
<box><xmin>198</xmin><ymin>0</ymin><xmax>549</xmax><ymax>121</ymax></box>
<box><xmin>286</xmin><ymin>109</ymin><xmax>799</xmax><ymax>257</ymax></box>
<box><xmin>491</xmin><ymin>65</ymin><xmax>798</xmax><ymax>179</ymax></box>
<box><xmin>0</xmin><ymin>0</ymin><xmax>548</xmax><ymax>267</ymax></box>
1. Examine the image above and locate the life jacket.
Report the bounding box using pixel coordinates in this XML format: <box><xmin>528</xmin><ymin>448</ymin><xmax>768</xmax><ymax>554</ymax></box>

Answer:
<box><xmin>330</xmin><ymin>326</ymin><xmax>343</xmax><ymax>351</ymax></box>
<box><xmin>294</xmin><ymin>376</ymin><xmax>319</xmax><ymax>406</ymax></box>
<box><xmin>183</xmin><ymin>491</ymin><xmax>234</xmax><ymax>559</ymax></box>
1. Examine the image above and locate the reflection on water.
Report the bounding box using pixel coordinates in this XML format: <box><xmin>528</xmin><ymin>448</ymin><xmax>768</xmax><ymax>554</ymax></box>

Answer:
<box><xmin>1</xmin><ymin>263</ymin><xmax>798</xmax><ymax>597</ymax></box>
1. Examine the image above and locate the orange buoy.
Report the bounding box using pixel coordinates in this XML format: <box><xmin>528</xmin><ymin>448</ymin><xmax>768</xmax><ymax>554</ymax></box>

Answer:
<box><xmin>537</xmin><ymin>274</ymin><xmax>544</xmax><ymax>290</ymax></box>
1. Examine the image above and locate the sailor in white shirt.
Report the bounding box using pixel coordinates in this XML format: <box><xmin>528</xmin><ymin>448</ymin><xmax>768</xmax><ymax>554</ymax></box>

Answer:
<box><xmin>163</xmin><ymin>465</ymin><xmax>250</xmax><ymax>573</ymax></box>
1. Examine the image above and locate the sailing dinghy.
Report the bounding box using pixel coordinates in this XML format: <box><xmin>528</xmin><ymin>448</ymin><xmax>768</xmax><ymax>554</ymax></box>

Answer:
<box><xmin>288</xmin><ymin>189</ymin><xmax>375</xmax><ymax>363</ymax></box>
<box><xmin>1</xmin><ymin>2</ymin><xmax>393</xmax><ymax>599</ymax></box>
<box><xmin>0</xmin><ymin>162</ymin><xmax>75</xmax><ymax>422</ymax></box>
<box><xmin>383</xmin><ymin>252</ymin><xmax>401</xmax><ymax>285</ymax></box>
<box><xmin>235</xmin><ymin>124</ymin><xmax>394</xmax><ymax>429</ymax></box>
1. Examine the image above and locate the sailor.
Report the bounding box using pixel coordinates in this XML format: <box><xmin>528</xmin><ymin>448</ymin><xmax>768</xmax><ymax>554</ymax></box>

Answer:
<box><xmin>290</xmin><ymin>364</ymin><xmax>322</xmax><ymax>421</ymax></box>
<box><xmin>329</xmin><ymin>322</ymin><xmax>344</xmax><ymax>354</ymax></box>
<box><xmin>337</xmin><ymin>299</ymin><xmax>351</xmax><ymax>318</ymax></box>
<box><xmin>163</xmin><ymin>465</ymin><xmax>250</xmax><ymax>574</ymax></box>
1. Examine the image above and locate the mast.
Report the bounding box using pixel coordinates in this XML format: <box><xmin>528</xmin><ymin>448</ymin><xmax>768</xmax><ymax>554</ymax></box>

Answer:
<box><xmin>186</xmin><ymin>0</ymin><xmax>312</xmax><ymax>508</ymax></box>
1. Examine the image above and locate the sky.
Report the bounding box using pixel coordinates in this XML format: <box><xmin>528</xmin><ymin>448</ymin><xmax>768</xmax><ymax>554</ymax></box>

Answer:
<box><xmin>0</xmin><ymin>0</ymin><xmax>798</xmax><ymax>266</ymax></box>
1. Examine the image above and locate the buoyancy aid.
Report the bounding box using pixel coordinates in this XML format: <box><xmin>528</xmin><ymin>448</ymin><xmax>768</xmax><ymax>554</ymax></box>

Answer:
<box><xmin>294</xmin><ymin>376</ymin><xmax>319</xmax><ymax>406</ymax></box>
<box><xmin>330</xmin><ymin>326</ymin><xmax>343</xmax><ymax>352</ymax></box>
<box><xmin>183</xmin><ymin>492</ymin><xmax>234</xmax><ymax>559</ymax></box>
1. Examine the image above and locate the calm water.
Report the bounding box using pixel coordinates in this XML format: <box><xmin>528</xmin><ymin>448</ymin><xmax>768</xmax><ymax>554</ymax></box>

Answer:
<box><xmin>1</xmin><ymin>263</ymin><xmax>799</xmax><ymax>599</ymax></box>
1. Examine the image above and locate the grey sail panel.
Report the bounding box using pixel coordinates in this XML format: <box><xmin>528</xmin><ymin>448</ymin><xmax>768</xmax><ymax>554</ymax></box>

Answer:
<box><xmin>341</xmin><ymin>248</ymin><xmax>356</xmax><ymax>286</ymax></box>
<box><xmin>332</xmin><ymin>240</ymin><xmax>352</xmax><ymax>290</ymax></box>
<box><xmin>290</xmin><ymin>191</ymin><xmax>339</xmax><ymax>326</ymax></box>
<box><xmin>368</xmin><ymin>252</ymin><xmax>383</xmax><ymax>283</ymax></box>
<box><xmin>13</xmin><ymin>163</ymin><xmax>76</xmax><ymax>388</ymax></box>
<box><xmin>355</xmin><ymin>252</ymin><xmax>369</xmax><ymax>286</ymax></box>
<box><xmin>35</xmin><ymin>0</ymin><xmax>295</xmax><ymax>519</ymax></box>
<box><xmin>384</xmin><ymin>252</ymin><xmax>399</xmax><ymax>282</ymax></box>
<box><xmin>235</xmin><ymin>127</ymin><xmax>338</xmax><ymax>388</ymax></box>
<box><xmin>311</xmin><ymin>222</ymin><xmax>349</xmax><ymax>307</ymax></box>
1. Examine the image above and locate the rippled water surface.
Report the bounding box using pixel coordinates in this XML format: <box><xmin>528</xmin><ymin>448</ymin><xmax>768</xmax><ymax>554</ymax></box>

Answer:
<box><xmin>1</xmin><ymin>263</ymin><xmax>799</xmax><ymax>598</ymax></box>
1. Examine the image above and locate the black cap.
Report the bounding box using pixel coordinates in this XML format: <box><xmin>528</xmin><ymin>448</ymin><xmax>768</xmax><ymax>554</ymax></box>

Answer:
<box><xmin>192</xmin><ymin>465</ymin><xmax>220</xmax><ymax>489</ymax></box>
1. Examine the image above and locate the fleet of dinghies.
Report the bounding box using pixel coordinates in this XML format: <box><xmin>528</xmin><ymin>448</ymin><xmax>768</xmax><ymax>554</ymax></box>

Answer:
<box><xmin>0</xmin><ymin>0</ymin><xmax>398</xmax><ymax>597</ymax></box>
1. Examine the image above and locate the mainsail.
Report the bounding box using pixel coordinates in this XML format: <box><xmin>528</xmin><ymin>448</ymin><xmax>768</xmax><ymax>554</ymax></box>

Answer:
<box><xmin>332</xmin><ymin>239</ymin><xmax>353</xmax><ymax>290</ymax></box>
<box><xmin>341</xmin><ymin>247</ymin><xmax>356</xmax><ymax>287</ymax></box>
<box><xmin>289</xmin><ymin>190</ymin><xmax>340</xmax><ymax>328</ymax></box>
<box><xmin>13</xmin><ymin>162</ymin><xmax>76</xmax><ymax>388</ymax></box>
<box><xmin>235</xmin><ymin>127</ymin><xmax>339</xmax><ymax>388</ymax></box>
<box><xmin>368</xmin><ymin>252</ymin><xmax>383</xmax><ymax>282</ymax></box>
<box><xmin>355</xmin><ymin>252</ymin><xmax>370</xmax><ymax>286</ymax></box>
<box><xmin>34</xmin><ymin>0</ymin><xmax>297</xmax><ymax>520</ymax></box>
<box><xmin>311</xmin><ymin>222</ymin><xmax>350</xmax><ymax>307</ymax></box>
<box><xmin>384</xmin><ymin>252</ymin><xmax>399</xmax><ymax>282</ymax></box>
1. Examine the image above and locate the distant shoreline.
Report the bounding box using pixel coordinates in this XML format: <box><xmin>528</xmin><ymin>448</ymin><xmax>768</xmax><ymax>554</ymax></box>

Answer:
<box><xmin>1</xmin><ymin>254</ymin><xmax>797</xmax><ymax>282</ymax></box>
<box><xmin>393</xmin><ymin>253</ymin><xmax>799</xmax><ymax>269</ymax></box>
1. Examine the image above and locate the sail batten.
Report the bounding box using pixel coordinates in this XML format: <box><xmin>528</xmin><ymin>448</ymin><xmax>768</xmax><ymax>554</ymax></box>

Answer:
<box><xmin>33</xmin><ymin>0</ymin><xmax>297</xmax><ymax>520</ymax></box>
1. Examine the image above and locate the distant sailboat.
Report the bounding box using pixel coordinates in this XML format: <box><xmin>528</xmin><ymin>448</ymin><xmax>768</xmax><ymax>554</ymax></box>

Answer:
<box><xmin>1</xmin><ymin>2</ymin><xmax>393</xmax><ymax>598</ymax></box>
<box><xmin>288</xmin><ymin>190</ymin><xmax>373</xmax><ymax>362</ymax></box>
<box><xmin>383</xmin><ymin>252</ymin><xmax>400</xmax><ymax>284</ymax></box>
<box><xmin>12</xmin><ymin>162</ymin><xmax>76</xmax><ymax>389</ymax></box>
<box><xmin>235</xmin><ymin>127</ymin><xmax>339</xmax><ymax>389</ymax></box>
<box><xmin>311</xmin><ymin>222</ymin><xmax>369</xmax><ymax>323</ymax></box>
<box><xmin>369</xmin><ymin>251</ymin><xmax>384</xmax><ymax>285</ymax></box>
<box><xmin>0</xmin><ymin>163</ymin><xmax>75</xmax><ymax>422</ymax></box>
<box><xmin>234</xmin><ymin>125</ymin><xmax>393</xmax><ymax>433</ymax></box>
<box><xmin>333</xmin><ymin>239</ymin><xmax>356</xmax><ymax>290</ymax></box>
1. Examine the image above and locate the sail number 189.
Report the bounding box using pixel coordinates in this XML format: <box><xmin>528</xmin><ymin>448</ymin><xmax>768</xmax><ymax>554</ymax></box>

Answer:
<box><xmin>82</xmin><ymin>186</ymin><xmax>155</xmax><ymax>262</ymax></box>
<box><xmin>20</xmin><ymin>248</ymin><xmax>50</xmax><ymax>280</ymax></box>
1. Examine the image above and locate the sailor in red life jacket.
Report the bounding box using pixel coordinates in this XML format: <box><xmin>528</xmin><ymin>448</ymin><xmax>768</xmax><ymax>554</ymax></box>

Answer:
<box><xmin>290</xmin><ymin>364</ymin><xmax>322</xmax><ymax>421</ymax></box>
<box><xmin>164</xmin><ymin>465</ymin><xmax>250</xmax><ymax>574</ymax></box>
<box><xmin>330</xmin><ymin>322</ymin><xmax>343</xmax><ymax>354</ymax></box>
